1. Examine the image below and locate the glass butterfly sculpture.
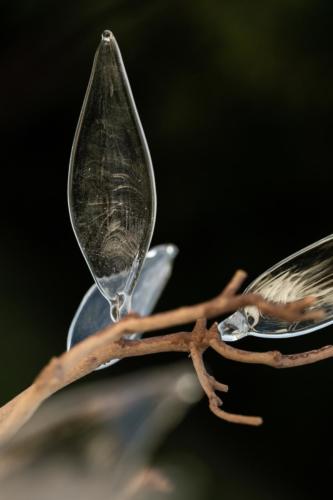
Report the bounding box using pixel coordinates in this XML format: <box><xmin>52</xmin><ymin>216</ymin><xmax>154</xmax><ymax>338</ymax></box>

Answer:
<box><xmin>67</xmin><ymin>30</ymin><xmax>333</xmax><ymax>369</ymax></box>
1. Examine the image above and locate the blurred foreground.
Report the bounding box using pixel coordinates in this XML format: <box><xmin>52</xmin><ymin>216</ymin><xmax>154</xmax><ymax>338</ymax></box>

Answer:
<box><xmin>0</xmin><ymin>364</ymin><xmax>202</xmax><ymax>500</ymax></box>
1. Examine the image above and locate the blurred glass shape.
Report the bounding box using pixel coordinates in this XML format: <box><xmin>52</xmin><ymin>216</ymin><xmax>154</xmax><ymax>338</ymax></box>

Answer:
<box><xmin>68</xmin><ymin>30</ymin><xmax>156</xmax><ymax>322</ymax></box>
<box><xmin>67</xmin><ymin>244</ymin><xmax>178</xmax><ymax>369</ymax></box>
<box><xmin>0</xmin><ymin>364</ymin><xmax>202</xmax><ymax>500</ymax></box>
<box><xmin>219</xmin><ymin>234</ymin><xmax>333</xmax><ymax>341</ymax></box>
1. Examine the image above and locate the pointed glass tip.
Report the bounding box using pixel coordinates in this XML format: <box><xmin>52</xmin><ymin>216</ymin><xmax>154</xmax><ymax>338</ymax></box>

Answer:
<box><xmin>102</xmin><ymin>29</ymin><xmax>113</xmax><ymax>42</ymax></box>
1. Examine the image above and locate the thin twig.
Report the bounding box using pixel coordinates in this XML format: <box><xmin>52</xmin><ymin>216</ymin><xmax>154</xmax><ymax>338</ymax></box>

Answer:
<box><xmin>190</xmin><ymin>321</ymin><xmax>262</xmax><ymax>426</ymax></box>
<box><xmin>208</xmin><ymin>324</ymin><xmax>333</xmax><ymax>368</ymax></box>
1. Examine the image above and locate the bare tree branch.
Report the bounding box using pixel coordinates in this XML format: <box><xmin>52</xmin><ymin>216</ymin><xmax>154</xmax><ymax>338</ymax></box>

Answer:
<box><xmin>208</xmin><ymin>325</ymin><xmax>333</xmax><ymax>368</ymax></box>
<box><xmin>189</xmin><ymin>320</ymin><xmax>262</xmax><ymax>426</ymax></box>
<box><xmin>0</xmin><ymin>270</ymin><xmax>331</xmax><ymax>444</ymax></box>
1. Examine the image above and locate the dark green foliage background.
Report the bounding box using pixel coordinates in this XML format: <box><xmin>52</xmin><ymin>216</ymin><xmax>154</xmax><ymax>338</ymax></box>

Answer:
<box><xmin>1</xmin><ymin>1</ymin><xmax>333</xmax><ymax>498</ymax></box>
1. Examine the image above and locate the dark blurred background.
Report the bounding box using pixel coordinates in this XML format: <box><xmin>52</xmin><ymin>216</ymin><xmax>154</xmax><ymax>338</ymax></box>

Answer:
<box><xmin>1</xmin><ymin>1</ymin><xmax>333</xmax><ymax>498</ymax></box>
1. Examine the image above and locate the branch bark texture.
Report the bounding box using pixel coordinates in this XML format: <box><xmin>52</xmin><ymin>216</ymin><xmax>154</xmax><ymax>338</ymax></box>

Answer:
<box><xmin>0</xmin><ymin>270</ymin><xmax>331</xmax><ymax>444</ymax></box>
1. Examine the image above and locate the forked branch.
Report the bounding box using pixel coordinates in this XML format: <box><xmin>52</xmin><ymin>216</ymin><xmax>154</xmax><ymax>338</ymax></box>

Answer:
<box><xmin>0</xmin><ymin>270</ymin><xmax>332</xmax><ymax>444</ymax></box>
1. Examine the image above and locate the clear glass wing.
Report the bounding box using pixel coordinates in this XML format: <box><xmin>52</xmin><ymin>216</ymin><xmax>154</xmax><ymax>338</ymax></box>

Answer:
<box><xmin>68</xmin><ymin>30</ymin><xmax>156</xmax><ymax>322</ymax></box>
<box><xmin>67</xmin><ymin>244</ymin><xmax>178</xmax><ymax>369</ymax></box>
<box><xmin>219</xmin><ymin>234</ymin><xmax>333</xmax><ymax>340</ymax></box>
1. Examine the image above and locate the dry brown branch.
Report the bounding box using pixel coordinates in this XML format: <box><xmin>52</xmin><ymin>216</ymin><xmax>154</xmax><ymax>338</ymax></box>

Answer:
<box><xmin>0</xmin><ymin>269</ymin><xmax>332</xmax><ymax>444</ymax></box>
<box><xmin>208</xmin><ymin>325</ymin><xmax>333</xmax><ymax>368</ymax></box>
<box><xmin>189</xmin><ymin>319</ymin><xmax>263</xmax><ymax>426</ymax></box>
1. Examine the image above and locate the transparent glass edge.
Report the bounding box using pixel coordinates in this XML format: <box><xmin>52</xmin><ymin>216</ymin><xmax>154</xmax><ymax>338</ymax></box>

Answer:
<box><xmin>67</xmin><ymin>30</ymin><xmax>157</xmax><ymax>302</ymax></box>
